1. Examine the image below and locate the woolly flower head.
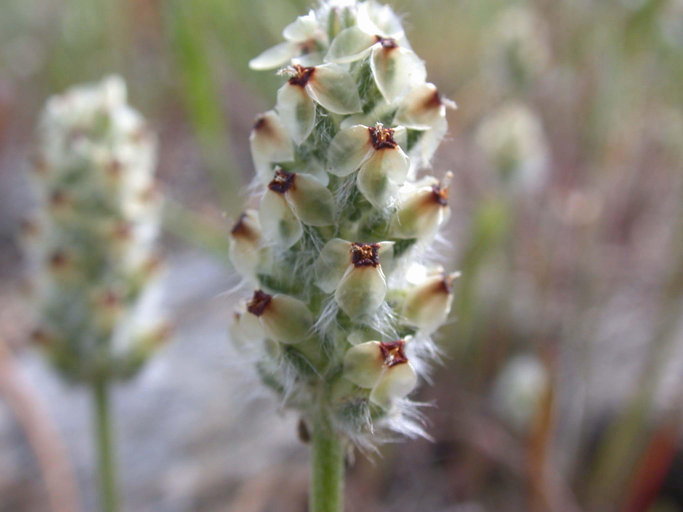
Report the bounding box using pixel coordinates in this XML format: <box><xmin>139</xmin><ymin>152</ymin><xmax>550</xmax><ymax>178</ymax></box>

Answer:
<box><xmin>231</xmin><ymin>0</ymin><xmax>457</xmax><ymax>445</ymax></box>
<box><xmin>24</xmin><ymin>76</ymin><xmax>167</xmax><ymax>382</ymax></box>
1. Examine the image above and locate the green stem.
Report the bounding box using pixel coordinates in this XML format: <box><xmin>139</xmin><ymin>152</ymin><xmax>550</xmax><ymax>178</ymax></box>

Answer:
<box><xmin>93</xmin><ymin>379</ymin><xmax>118</xmax><ymax>512</ymax></box>
<box><xmin>310</xmin><ymin>414</ymin><xmax>344</xmax><ymax>512</ymax></box>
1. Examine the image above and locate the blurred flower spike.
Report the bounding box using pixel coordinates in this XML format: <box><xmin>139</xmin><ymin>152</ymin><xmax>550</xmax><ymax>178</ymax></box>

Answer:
<box><xmin>25</xmin><ymin>75</ymin><xmax>166</xmax><ymax>382</ymax></box>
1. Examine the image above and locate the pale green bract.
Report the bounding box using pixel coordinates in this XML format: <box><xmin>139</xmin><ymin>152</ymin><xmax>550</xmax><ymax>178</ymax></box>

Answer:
<box><xmin>24</xmin><ymin>76</ymin><xmax>167</xmax><ymax>383</ymax></box>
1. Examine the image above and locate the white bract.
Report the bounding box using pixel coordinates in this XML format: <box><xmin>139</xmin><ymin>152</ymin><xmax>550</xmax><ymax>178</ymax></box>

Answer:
<box><xmin>246</xmin><ymin>290</ymin><xmax>313</xmax><ymax>345</ymax></box>
<box><xmin>259</xmin><ymin>169</ymin><xmax>335</xmax><ymax>248</ymax></box>
<box><xmin>277</xmin><ymin>64</ymin><xmax>362</xmax><ymax>143</ymax></box>
<box><xmin>249</xmin><ymin>11</ymin><xmax>327</xmax><ymax>70</ymax></box>
<box><xmin>328</xmin><ymin>123</ymin><xmax>409</xmax><ymax>207</ymax></box>
<box><xmin>314</xmin><ymin>238</ymin><xmax>394</xmax><ymax>318</ymax></box>
<box><xmin>391</xmin><ymin>174</ymin><xmax>452</xmax><ymax>240</ymax></box>
<box><xmin>231</xmin><ymin>0</ymin><xmax>457</xmax><ymax>443</ymax></box>
<box><xmin>250</xmin><ymin>111</ymin><xmax>294</xmax><ymax>183</ymax></box>
<box><xmin>403</xmin><ymin>271</ymin><xmax>459</xmax><ymax>335</ymax></box>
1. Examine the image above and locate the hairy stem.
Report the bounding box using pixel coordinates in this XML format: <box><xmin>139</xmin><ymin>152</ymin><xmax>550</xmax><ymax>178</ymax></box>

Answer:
<box><xmin>310</xmin><ymin>414</ymin><xmax>344</xmax><ymax>512</ymax></box>
<box><xmin>93</xmin><ymin>379</ymin><xmax>118</xmax><ymax>512</ymax></box>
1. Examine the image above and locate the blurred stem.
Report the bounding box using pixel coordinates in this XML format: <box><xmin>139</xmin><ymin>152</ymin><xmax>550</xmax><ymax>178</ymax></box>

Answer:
<box><xmin>310</xmin><ymin>413</ymin><xmax>344</xmax><ymax>512</ymax></box>
<box><xmin>93</xmin><ymin>379</ymin><xmax>118</xmax><ymax>512</ymax></box>
<box><xmin>587</xmin><ymin>195</ymin><xmax>683</xmax><ymax>511</ymax></box>
<box><xmin>0</xmin><ymin>339</ymin><xmax>82</xmax><ymax>512</ymax></box>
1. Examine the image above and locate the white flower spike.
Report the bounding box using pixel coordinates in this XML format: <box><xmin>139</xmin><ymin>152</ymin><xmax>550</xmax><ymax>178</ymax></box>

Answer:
<box><xmin>231</xmin><ymin>0</ymin><xmax>458</xmax><ymax>452</ymax></box>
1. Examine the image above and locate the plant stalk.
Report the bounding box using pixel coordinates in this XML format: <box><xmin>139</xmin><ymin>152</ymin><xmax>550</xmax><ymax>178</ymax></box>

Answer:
<box><xmin>93</xmin><ymin>379</ymin><xmax>118</xmax><ymax>512</ymax></box>
<box><xmin>310</xmin><ymin>414</ymin><xmax>344</xmax><ymax>512</ymax></box>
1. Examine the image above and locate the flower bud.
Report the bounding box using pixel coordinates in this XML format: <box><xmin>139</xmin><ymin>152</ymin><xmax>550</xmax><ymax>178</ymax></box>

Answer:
<box><xmin>250</xmin><ymin>111</ymin><xmax>294</xmax><ymax>183</ymax></box>
<box><xmin>314</xmin><ymin>239</ymin><xmax>395</xmax><ymax>318</ymax></box>
<box><xmin>395</xmin><ymin>82</ymin><xmax>456</xmax><ymax>130</ymax></box>
<box><xmin>229</xmin><ymin>210</ymin><xmax>263</xmax><ymax>278</ymax></box>
<box><xmin>328</xmin><ymin>123</ymin><xmax>409</xmax><ymax>207</ymax></box>
<box><xmin>390</xmin><ymin>174</ymin><xmax>451</xmax><ymax>240</ymax></box>
<box><xmin>229</xmin><ymin>309</ymin><xmax>266</xmax><ymax>349</ymax></box>
<box><xmin>26</xmin><ymin>76</ymin><xmax>164</xmax><ymax>382</ymax></box>
<box><xmin>250</xmin><ymin>11</ymin><xmax>327</xmax><ymax>70</ymax></box>
<box><xmin>492</xmin><ymin>355</ymin><xmax>548</xmax><ymax>432</ymax></box>
<box><xmin>247</xmin><ymin>290</ymin><xmax>313</xmax><ymax>344</ymax></box>
<box><xmin>259</xmin><ymin>168</ymin><xmax>335</xmax><ymax>248</ymax></box>
<box><xmin>277</xmin><ymin>63</ymin><xmax>362</xmax><ymax>143</ymax></box>
<box><xmin>343</xmin><ymin>340</ymin><xmax>417</xmax><ymax>409</ymax></box>
<box><xmin>403</xmin><ymin>271</ymin><xmax>458</xmax><ymax>334</ymax></box>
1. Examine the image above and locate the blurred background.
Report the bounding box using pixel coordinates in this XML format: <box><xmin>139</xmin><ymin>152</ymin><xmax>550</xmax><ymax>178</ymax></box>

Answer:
<box><xmin>1</xmin><ymin>0</ymin><xmax>683</xmax><ymax>511</ymax></box>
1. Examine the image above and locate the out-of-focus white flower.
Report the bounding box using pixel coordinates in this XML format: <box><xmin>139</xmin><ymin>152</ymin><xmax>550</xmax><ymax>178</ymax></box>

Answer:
<box><xmin>328</xmin><ymin>123</ymin><xmax>409</xmax><ymax>207</ymax></box>
<box><xmin>314</xmin><ymin>238</ymin><xmax>395</xmax><ymax>318</ymax></box>
<box><xmin>492</xmin><ymin>355</ymin><xmax>548</xmax><ymax>432</ymax></box>
<box><xmin>343</xmin><ymin>339</ymin><xmax>418</xmax><ymax>408</ymax></box>
<box><xmin>249</xmin><ymin>111</ymin><xmax>295</xmax><ymax>183</ymax></box>
<box><xmin>476</xmin><ymin>102</ymin><xmax>549</xmax><ymax>193</ymax></box>
<box><xmin>276</xmin><ymin>63</ymin><xmax>362</xmax><ymax>143</ymax></box>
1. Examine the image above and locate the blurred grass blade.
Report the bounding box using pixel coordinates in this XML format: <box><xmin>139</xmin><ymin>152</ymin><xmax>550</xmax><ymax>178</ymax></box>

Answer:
<box><xmin>165</xmin><ymin>0</ymin><xmax>241</xmax><ymax>215</ymax></box>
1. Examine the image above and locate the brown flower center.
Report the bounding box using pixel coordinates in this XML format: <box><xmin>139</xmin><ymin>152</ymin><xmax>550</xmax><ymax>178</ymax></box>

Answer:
<box><xmin>231</xmin><ymin>212</ymin><xmax>261</xmax><ymax>243</ymax></box>
<box><xmin>48</xmin><ymin>250</ymin><xmax>69</xmax><ymax>270</ymax></box>
<box><xmin>379</xmin><ymin>340</ymin><xmax>408</xmax><ymax>367</ymax></box>
<box><xmin>351</xmin><ymin>242</ymin><xmax>380</xmax><ymax>267</ymax></box>
<box><xmin>431</xmin><ymin>185</ymin><xmax>449</xmax><ymax>206</ymax></box>
<box><xmin>376</xmin><ymin>36</ymin><xmax>399</xmax><ymax>50</ymax></box>
<box><xmin>268</xmin><ymin>168</ymin><xmax>296</xmax><ymax>194</ymax></box>
<box><xmin>247</xmin><ymin>290</ymin><xmax>272</xmax><ymax>317</ymax></box>
<box><xmin>425</xmin><ymin>89</ymin><xmax>443</xmax><ymax>109</ymax></box>
<box><xmin>368</xmin><ymin>124</ymin><xmax>397</xmax><ymax>150</ymax></box>
<box><xmin>288</xmin><ymin>64</ymin><xmax>316</xmax><ymax>87</ymax></box>
<box><xmin>252</xmin><ymin>115</ymin><xmax>268</xmax><ymax>132</ymax></box>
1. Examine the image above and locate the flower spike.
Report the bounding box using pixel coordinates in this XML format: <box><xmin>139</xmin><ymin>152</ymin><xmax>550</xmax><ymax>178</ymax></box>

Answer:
<box><xmin>232</xmin><ymin>0</ymin><xmax>458</xmax><ymax>458</ymax></box>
